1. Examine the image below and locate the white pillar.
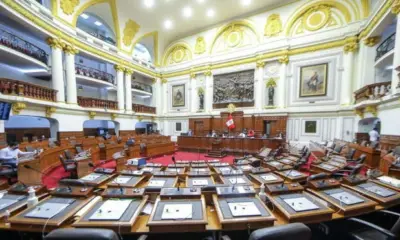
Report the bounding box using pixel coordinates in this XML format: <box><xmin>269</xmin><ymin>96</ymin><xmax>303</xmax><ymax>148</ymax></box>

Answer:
<box><xmin>114</xmin><ymin>65</ymin><xmax>125</xmax><ymax>110</ymax></box>
<box><xmin>255</xmin><ymin>61</ymin><xmax>265</xmax><ymax>110</ymax></box>
<box><xmin>357</xmin><ymin>37</ymin><xmax>380</xmax><ymax>89</ymax></box>
<box><xmin>277</xmin><ymin>56</ymin><xmax>288</xmax><ymax>108</ymax></box>
<box><xmin>341</xmin><ymin>38</ymin><xmax>358</xmax><ymax>105</ymax></box>
<box><xmin>47</xmin><ymin>38</ymin><xmax>65</xmax><ymax>102</ymax></box>
<box><xmin>124</xmin><ymin>69</ymin><xmax>133</xmax><ymax>112</ymax></box>
<box><xmin>63</xmin><ymin>45</ymin><xmax>78</xmax><ymax>104</ymax></box>
<box><xmin>190</xmin><ymin>73</ymin><xmax>197</xmax><ymax>113</ymax></box>
<box><xmin>154</xmin><ymin>78</ymin><xmax>162</xmax><ymax>114</ymax></box>
<box><xmin>391</xmin><ymin>13</ymin><xmax>400</xmax><ymax>93</ymax></box>
<box><xmin>161</xmin><ymin>78</ymin><xmax>168</xmax><ymax>114</ymax></box>
<box><xmin>204</xmin><ymin>70</ymin><xmax>212</xmax><ymax>112</ymax></box>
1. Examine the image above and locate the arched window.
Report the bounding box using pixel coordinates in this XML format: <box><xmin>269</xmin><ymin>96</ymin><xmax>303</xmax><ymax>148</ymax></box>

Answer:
<box><xmin>77</xmin><ymin>12</ymin><xmax>116</xmax><ymax>46</ymax></box>
<box><xmin>133</xmin><ymin>43</ymin><xmax>152</xmax><ymax>63</ymax></box>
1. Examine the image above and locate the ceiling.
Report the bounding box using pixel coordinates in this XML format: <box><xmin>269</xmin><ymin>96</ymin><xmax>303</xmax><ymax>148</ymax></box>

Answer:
<box><xmin>86</xmin><ymin>0</ymin><xmax>295</xmax><ymax>48</ymax></box>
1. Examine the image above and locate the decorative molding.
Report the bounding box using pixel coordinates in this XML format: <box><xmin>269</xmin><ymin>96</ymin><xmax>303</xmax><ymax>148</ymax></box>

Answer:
<box><xmin>111</xmin><ymin>113</ymin><xmax>117</xmax><ymax>120</ymax></box>
<box><xmin>114</xmin><ymin>65</ymin><xmax>125</xmax><ymax>72</ymax></box>
<box><xmin>256</xmin><ymin>61</ymin><xmax>266</xmax><ymax>68</ymax></box>
<box><xmin>363</xmin><ymin>36</ymin><xmax>381</xmax><ymax>47</ymax></box>
<box><xmin>190</xmin><ymin>72</ymin><xmax>196</xmax><ymax>79</ymax></box>
<box><xmin>137</xmin><ymin>115</ymin><xmax>143</xmax><ymax>122</ymax></box>
<box><xmin>344</xmin><ymin>36</ymin><xmax>358</xmax><ymax>53</ymax></box>
<box><xmin>161</xmin><ymin>78</ymin><xmax>168</xmax><ymax>84</ymax></box>
<box><xmin>163</xmin><ymin>42</ymin><xmax>193</xmax><ymax>66</ymax></box>
<box><xmin>278</xmin><ymin>55</ymin><xmax>289</xmax><ymax>65</ymax></box>
<box><xmin>46</xmin><ymin>37</ymin><xmax>63</xmax><ymax>49</ymax></box>
<box><xmin>302</xmin><ymin>4</ymin><xmax>332</xmax><ymax>32</ymax></box>
<box><xmin>124</xmin><ymin>68</ymin><xmax>134</xmax><ymax>75</ymax></box>
<box><xmin>393</xmin><ymin>0</ymin><xmax>400</xmax><ymax>15</ymax></box>
<box><xmin>204</xmin><ymin>70</ymin><xmax>212</xmax><ymax>76</ymax></box>
<box><xmin>88</xmin><ymin>111</ymin><xmax>96</xmax><ymax>119</ymax></box>
<box><xmin>194</xmin><ymin>36</ymin><xmax>206</xmax><ymax>54</ymax></box>
<box><xmin>359</xmin><ymin>0</ymin><xmax>394</xmax><ymax>39</ymax></box>
<box><xmin>365</xmin><ymin>105</ymin><xmax>378</xmax><ymax>117</ymax></box>
<box><xmin>354</xmin><ymin>109</ymin><xmax>364</xmax><ymax>118</ymax></box>
<box><xmin>60</xmin><ymin>0</ymin><xmax>79</xmax><ymax>15</ymax></box>
<box><xmin>264</xmin><ymin>14</ymin><xmax>282</xmax><ymax>37</ymax></box>
<box><xmin>45</xmin><ymin>107</ymin><xmax>56</xmax><ymax>118</ymax></box>
<box><xmin>227</xmin><ymin>103</ymin><xmax>236</xmax><ymax>113</ymax></box>
<box><xmin>62</xmin><ymin>43</ymin><xmax>79</xmax><ymax>55</ymax></box>
<box><xmin>266</xmin><ymin>78</ymin><xmax>278</xmax><ymax>88</ymax></box>
<box><xmin>12</xmin><ymin>102</ymin><xmax>26</xmax><ymax>115</ymax></box>
<box><xmin>123</xmin><ymin>19</ymin><xmax>140</xmax><ymax>47</ymax></box>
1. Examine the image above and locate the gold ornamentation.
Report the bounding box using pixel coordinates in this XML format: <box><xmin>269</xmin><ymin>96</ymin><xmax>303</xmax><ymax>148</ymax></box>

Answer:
<box><xmin>124</xmin><ymin>68</ymin><xmax>134</xmax><ymax>75</ymax></box>
<box><xmin>151</xmin><ymin>78</ymin><xmax>157</xmax><ymax>84</ymax></box>
<box><xmin>62</xmin><ymin>43</ymin><xmax>79</xmax><ymax>54</ymax></box>
<box><xmin>223</xmin><ymin>24</ymin><xmax>244</xmax><ymax>48</ymax></box>
<box><xmin>197</xmin><ymin>87</ymin><xmax>204</xmax><ymax>95</ymax></box>
<box><xmin>204</xmin><ymin>70</ymin><xmax>212</xmax><ymax>76</ymax></box>
<box><xmin>161</xmin><ymin>78</ymin><xmax>168</xmax><ymax>84</ymax></box>
<box><xmin>88</xmin><ymin>111</ymin><xmax>96</xmax><ymax>119</ymax></box>
<box><xmin>114</xmin><ymin>65</ymin><xmax>124</xmax><ymax>72</ymax></box>
<box><xmin>266</xmin><ymin>78</ymin><xmax>277</xmax><ymax>88</ymax></box>
<box><xmin>12</xmin><ymin>102</ymin><xmax>26</xmax><ymax>115</ymax></box>
<box><xmin>162</xmin><ymin>43</ymin><xmax>192</xmax><ymax>66</ymax></box>
<box><xmin>190</xmin><ymin>72</ymin><xmax>196</xmax><ymax>79</ymax></box>
<box><xmin>264</xmin><ymin>14</ymin><xmax>282</xmax><ymax>37</ymax></box>
<box><xmin>60</xmin><ymin>0</ymin><xmax>79</xmax><ymax>15</ymax></box>
<box><xmin>256</xmin><ymin>61</ymin><xmax>265</xmax><ymax>68</ymax></box>
<box><xmin>344</xmin><ymin>36</ymin><xmax>358</xmax><ymax>53</ymax></box>
<box><xmin>354</xmin><ymin>109</ymin><xmax>364</xmax><ymax>118</ymax></box>
<box><xmin>227</xmin><ymin>103</ymin><xmax>236</xmax><ymax>113</ymax></box>
<box><xmin>393</xmin><ymin>0</ymin><xmax>400</xmax><ymax>15</ymax></box>
<box><xmin>45</xmin><ymin>107</ymin><xmax>56</xmax><ymax>118</ymax></box>
<box><xmin>171</xmin><ymin>46</ymin><xmax>187</xmax><ymax>63</ymax></box>
<box><xmin>363</xmin><ymin>36</ymin><xmax>381</xmax><ymax>47</ymax></box>
<box><xmin>111</xmin><ymin>113</ymin><xmax>117</xmax><ymax>120</ymax></box>
<box><xmin>46</xmin><ymin>37</ymin><xmax>63</xmax><ymax>49</ymax></box>
<box><xmin>278</xmin><ymin>55</ymin><xmax>289</xmax><ymax>65</ymax></box>
<box><xmin>137</xmin><ymin>115</ymin><xmax>143</xmax><ymax>122</ymax></box>
<box><xmin>302</xmin><ymin>4</ymin><xmax>331</xmax><ymax>32</ymax></box>
<box><xmin>123</xmin><ymin>19</ymin><xmax>140</xmax><ymax>47</ymax></box>
<box><xmin>359</xmin><ymin>0</ymin><xmax>392</xmax><ymax>39</ymax></box>
<box><xmin>194</xmin><ymin>37</ymin><xmax>206</xmax><ymax>54</ymax></box>
<box><xmin>365</xmin><ymin>105</ymin><xmax>378</xmax><ymax>117</ymax></box>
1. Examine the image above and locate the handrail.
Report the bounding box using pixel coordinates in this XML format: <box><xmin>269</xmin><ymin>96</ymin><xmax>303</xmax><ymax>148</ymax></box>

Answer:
<box><xmin>0</xmin><ymin>28</ymin><xmax>49</xmax><ymax>65</ymax></box>
<box><xmin>0</xmin><ymin>78</ymin><xmax>57</xmax><ymax>102</ymax></box>
<box><xmin>132</xmin><ymin>81</ymin><xmax>152</xmax><ymax>93</ymax></box>
<box><xmin>75</xmin><ymin>64</ymin><xmax>115</xmax><ymax>85</ymax></box>
<box><xmin>376</xmin><ymin>33</ymin><xmax>395</xmax><ymax>61</ymax></box>
<box><xmin>132</xmin><ymin>104</ymin><xmax>156</xmax><ymax>114</ymax></box>
<box><xmin>78</xmin><ymin>96</ymin><xmax>118</xmax><ymax>110</ymax></box>
<box><xmin>353</xmin><ymin>81</ymin><xmax>391</xmax><ymax>104</ymax></box>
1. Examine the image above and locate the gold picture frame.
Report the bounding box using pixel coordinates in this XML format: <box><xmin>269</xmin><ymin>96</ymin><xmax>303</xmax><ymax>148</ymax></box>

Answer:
<box><xmin>299</xmin><ymin>63</ymin><xmax>328</xmax><ymax>97</ymax></box>
<box><xmin>172</xmin><ymin>84</ymin><xmax>185</xmax><ymax>107</ymax></box>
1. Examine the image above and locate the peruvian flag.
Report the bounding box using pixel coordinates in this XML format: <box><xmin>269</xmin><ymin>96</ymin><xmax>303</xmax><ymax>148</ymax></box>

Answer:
<box><xmin>226</xmin><ymin>114</ymin><xmax>235</xmax><ymax>129</ymax></box>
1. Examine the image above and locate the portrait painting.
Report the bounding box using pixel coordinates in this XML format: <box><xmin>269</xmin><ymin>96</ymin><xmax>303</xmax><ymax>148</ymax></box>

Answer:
<box><xmin>305</xmin><ymin>121</ymin><xmax>317</xmax><ymax>134</ymax></box>
<box><xmin>299</xmin><ymin>63</ymin><xmax>328</xmax><ymax>97</ymax></box>
<box><xmin>172</xmin><ymin>84</ymin><xmax>185</xmax><ymax>107</ymax></box>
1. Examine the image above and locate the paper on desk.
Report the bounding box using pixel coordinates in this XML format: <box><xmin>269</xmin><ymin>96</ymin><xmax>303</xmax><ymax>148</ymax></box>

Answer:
<box><xmin>142</xmin><ymin>202</ymin><xmax>153</xmax><ymax>215</ymax></box>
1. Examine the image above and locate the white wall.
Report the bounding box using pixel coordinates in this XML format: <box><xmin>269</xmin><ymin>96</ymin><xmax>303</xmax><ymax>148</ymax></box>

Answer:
<box><xmin>5</xmin><ymin>115</ymin><xmax>50</xmax><ymax>128</ymax></box>
<box><xmin>83</xmin><ymin>120</ymin><xmax>115</xmax><ymax>129</ymax></box>
<box><xmin>0</xmin><ymin>64</ymin><xmax>51</xmax><ymax>88</ymax></box>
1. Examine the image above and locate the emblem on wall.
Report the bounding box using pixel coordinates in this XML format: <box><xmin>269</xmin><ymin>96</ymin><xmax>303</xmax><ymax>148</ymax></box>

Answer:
<box><xmin>194</xmin><ymin>36</ymin><xmax>206</xmax><ymax>54</ymax></box>
<box><xmin>264</xmin><ymin>14</ymin><xmax>282</xmax><ymax>37</ymax></box>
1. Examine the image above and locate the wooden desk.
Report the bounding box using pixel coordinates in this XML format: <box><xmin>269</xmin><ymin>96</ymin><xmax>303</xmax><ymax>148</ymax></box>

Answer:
<box><xmin>145</xmin><ymin>142</ymin><xmax>175</xmax><ymax>157</ymax></box>
<box><xmin>76</xmin><ymin>157</ymin><xmax>91</xmax><ymax>178</ymax></box>
<box><xmin>99</xmin><ymin>144</ymin><xmax>125</xmax><ymax>160</ymax></box>
<box><xmin>126</xmin><ymin>145</ymin><xmax>140</xmax><ymax>158</ymax></box>
<box><xmin>349</xmin><ymin>143</ymin><xmax>381</xmax><ymax>168</ymax></box>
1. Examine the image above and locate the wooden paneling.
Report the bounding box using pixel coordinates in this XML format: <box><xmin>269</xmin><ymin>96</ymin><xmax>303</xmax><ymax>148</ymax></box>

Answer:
<box><xmin>6</xmin><ymin>128</ymin><xmax>50</xmax><ymax>143</ymax></box>
<box><xmin>119</xmin><ymin>130</ymin><xmax>136</xmax><ymax>136</ymax></box>
<box><xmin>83</xmin><ymin>128</ymin><xmax>115</xmax><ymax>137</ymax></box>
<box><xmin>380</xmin><ymin>135</ymin><xmax>400</xmax><ymax>151</ymax></box>
<box><xmin>58</xmin><ymin>131</ymin><xmax>84</xmax><ymax>140</ymax></box>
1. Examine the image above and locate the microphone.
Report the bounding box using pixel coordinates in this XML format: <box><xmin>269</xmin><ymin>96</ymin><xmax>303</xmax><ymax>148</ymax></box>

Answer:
<box><xmin>279</xmin><ymin>157</ymin><xmax>304</xmax><ymax>188</ymax></box>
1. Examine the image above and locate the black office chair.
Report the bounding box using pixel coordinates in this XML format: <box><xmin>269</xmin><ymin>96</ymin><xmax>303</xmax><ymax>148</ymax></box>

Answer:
<box><xmin>44</xmin><ymin>228</ymin><xmax>119</xmax><ymax>240</ymax></box>
<box><xmin>59</xmin><ymin>155</ymin><xmax>77</xmax><ymax>179</ymax></box>
<box><xmin>64</xmin><ymin>150</ymin><xmax>75</xmax><ymax>161</ymax></box>
<box><xmin>345</xmin><ymin>210</ymin><xmax>400</xmax><ymax>240</ymax></box>
<box><xmin>75</xmin><ymin>146</ymin><xmax>83</xmax><ymax>153</ymax></box>
<box><xmin>249</xmin><ymin>223</ymin><xmax>311</xmax><ymax>240</ymax></box>
<box><xmin>347</xmin><ymin>154</ymin><xmax>367</xmax><ymax>165</ymax></box>
<box><xmin>345</xmin><ymin>148</ymin><xmax>356</xmax><ymax>161</ymax></box>
<box><xmin>0</xmin><ymin>163</ymin><xmax>17</xmax><ymax>185</ymax></box>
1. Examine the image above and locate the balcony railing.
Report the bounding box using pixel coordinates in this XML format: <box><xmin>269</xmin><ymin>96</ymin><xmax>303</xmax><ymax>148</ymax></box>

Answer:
<box><xmin>133</xmin><ymin>104</ymin><xmax>156</xmax><ymax>114</ymax></box>
<box><xmin>78</xmin><ymin>96</ymin><xmax>118</xmax><ymax>110</ymax></box>
<box><xmin>354</xmin><ymin>81</ymin><xmax>391</xmax><ymax>104</ymax></box>
<box><xmin>376</xmin><ymin>33</ymin><xmax>395</xmax><ymax>61</ymax></box>
<box><xmin>75</xmin><ymin>64</ymin><xmax>115</xmax><ymax>85</ymax></box>
<box><xmin>132</xmin><ymin>81</ymin><xmax>152</xmax><ymax>93</ymax></box>
<box><xmin>0</xmin><ymin>78</ymin><xmax>56</xmax><ymax>101</ymax></box>
<box><xmin>0</xmin><ymin>29</ymin><xmax>48</xmax><ymax>65</ymax></box>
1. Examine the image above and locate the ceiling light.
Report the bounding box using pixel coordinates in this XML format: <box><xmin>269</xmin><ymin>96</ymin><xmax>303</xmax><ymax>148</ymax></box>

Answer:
<box><xmin>206</xmin><ymin>9</ymin><xmax>215</xmax><ymax>17</ymax></box>
<box><xmin>183</xmin><ymin>6</ymin><xmax>192</xmax><ymax>18</ymax></box>
<box><xmin>80</xmin><ymin>13</ymin><xmax>89</xmax><ymax>19</ymax></box>
<box><xmin>94</xmin><ymin>21</ymin><xmax>102</xmax><ymax>26</ymax></box>
<box><xmin>197</xmin><ymin>0</ymin><xmax>206</xmax><ymax>3</ymax></box>
<box><xmin>240</xmin><ymin>0</ymin><xmax>252</xmax><ymax>6</ymax></box>
<box><xmin>144</xmin><ymin>0</ymin><xmax>154</xmax><ymax>8</ymax></box>
<box><xmin>164</xmin><ymin>19</ymin><xmax>173</xmax><ymax>29</ymax></box>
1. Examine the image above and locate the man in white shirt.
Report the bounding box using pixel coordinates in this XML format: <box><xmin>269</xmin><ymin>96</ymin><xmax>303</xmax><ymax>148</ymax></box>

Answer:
<box><xmin>369</xmin><ymin>127</ymin><xmax>380</xmax><ymax>142</ymax></box>
<box><xmin>0</xmin><ymin>142</ymin><xmax>36</xmax><ymax>168</ymax></box>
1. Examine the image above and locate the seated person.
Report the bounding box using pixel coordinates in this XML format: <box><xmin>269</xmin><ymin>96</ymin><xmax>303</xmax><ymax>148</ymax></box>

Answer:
<box><xmin>247</xmin><ymin>129</ymin><xmax>255</xmax><ymax>138</ymax></box>
<box><xmin>0</xmin><ymin>142</ymin><xmax>36</xmax><ymax>168</ymax></box>
<box><xmin>262</xmin><ymin>134</ymin><xmax>268</xmax><ymax>139</ymax></box>
<box><xmin>126</xmin><ymin>137</ymin><xmax>135</xmax><ymax>146</ymax></box>
<box><xmin>188</xmin><ymin>129</ymin><xmax>193</xmax><ymax>136</ymax></box>
<box><xmin>222</xmin><ymin>131</ymin><xmax>229</xmax><ymax>138</ymax></box>
<box><xmin>211</xmin><ymin>130</ymin><xmax>217</xmax><ymax>138</ymax></box>
<box><xmin>238</xmin><ymin>132</ymin><xmax>246</xmax><ymax>138</ymax></box>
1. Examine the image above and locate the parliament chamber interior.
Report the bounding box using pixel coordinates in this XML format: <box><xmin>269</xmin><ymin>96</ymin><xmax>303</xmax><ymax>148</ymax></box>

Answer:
<box><xmin>0</xmin><ymin>0</ymin><xmax>399</xmax><ymax>239</ymax></box>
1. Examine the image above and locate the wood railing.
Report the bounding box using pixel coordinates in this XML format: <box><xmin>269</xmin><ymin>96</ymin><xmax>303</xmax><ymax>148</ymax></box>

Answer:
<box><xmin>78</xmin><ymin>96</ymin><xmax>118</xmax><ymax>110</ymax></box>
<box><xmin>132</xmin><ymin>104</ymin><xmax>156</xmax><ymax>114</ymax></box>
<box><xmin>0</xmin><ymin>78</ymin><xmax>57</xmax><ymax>101</ymax></box>
<box><xmin>354</xmin><ymin>81</ymin><xmax>391</xmax><ymax>104</ymax></box>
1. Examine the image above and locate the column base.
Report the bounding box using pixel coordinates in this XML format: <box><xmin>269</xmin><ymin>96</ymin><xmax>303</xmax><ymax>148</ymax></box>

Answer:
<box><xmin>264</xmin><ymin>105</ymin><xmax>277</xmax><ymax>109</ymax></box>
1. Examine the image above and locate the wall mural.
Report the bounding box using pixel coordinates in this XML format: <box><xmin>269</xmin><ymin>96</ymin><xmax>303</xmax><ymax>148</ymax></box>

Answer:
<box><xmin>299</xmin><ymin>63</ymin><xmax>328</xmax><ymax>97</ymax></box>
<box><xmin>213</xmin><ymin>70</ymin><xmax>254</xmax><ymax>108</ymax></box>
<box><xmin>172</xmin><ymin>84</ymin><xmax>185</xmax><ymax>107</ymax></box>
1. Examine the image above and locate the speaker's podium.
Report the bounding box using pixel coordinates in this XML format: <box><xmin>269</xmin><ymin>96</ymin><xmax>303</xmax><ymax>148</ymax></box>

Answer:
<box><xmin>73</xmin><ymin>188</ymin><xmax>148</xmax><ymax>232</ymax></box>
<box><xmin>147</xmin><ymin>187</ymin><xmax>207</xmax><ymax>232</ymax></box>
<box><xmin>212</xmin><ymin>185</ymin><xmax>275</xmax><ymax>230</ymax></box>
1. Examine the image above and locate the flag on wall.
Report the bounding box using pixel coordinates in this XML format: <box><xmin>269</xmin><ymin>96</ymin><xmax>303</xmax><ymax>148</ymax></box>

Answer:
<box><xmin>226</xmin><ymin>114</ymin><xmax>235</xmax><ymax>129</ymax></box>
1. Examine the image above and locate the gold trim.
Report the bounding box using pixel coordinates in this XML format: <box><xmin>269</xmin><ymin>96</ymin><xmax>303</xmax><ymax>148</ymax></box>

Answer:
<box><xmin>111</xmin><ymin>113</ymin><xmax>117</xmax><ymax>120</ymax></box>
<box><xmin>344</xmin><ymin>36</ymin><xmax>358</xmax><ymax>53</ymax></box>
<box><xmin>359</xmin><ymin>0</ymin><xmax>394</xmax><ymax>39</ymax></box>
<box><xmin>12</xmin><ymin>102</ymin><xmax>26</xmax><ymax>115</ymax></box>
<box><xmin>46</xmin><ymin>37</ymin><xmax>63</xmax><ymax>49</ymax></box>
<box><xmin>278</xmin><ymin>54</ymin><xmax>289</xmax><ymax>64</ymax></box>
<box><xmin>204</xmin><ymin>70</ymin><xmax>212</xmax><ymax>77</ymax></box>
<box><xmin>63</xmin><ymin>43</ymin><xmax>79</xmax><ymax>54</ymax></box>
<box><xmin>363</xmin><ymin>36</ymin><xmax>381</xmax><ymax>47</ymax></box>
<box><xmin>393</xmin><ymin>0</ymin><xmax>400</xmax><ymax>14</ymax></box>
<box><xmin>89</xmin><ymin>111</ymin><xmax>96</xmax><ymax>119</ymax></box>
<box><xmin>361</xmin><ymin>0</ymin><xmax>370</xmax><ymax>18</ymax></box>
<box><xmin>45</xmin><ymin>107</ymin><xmax>56</xmax><ymax>118</ymax></box>
<box><xmin>354</xmin><ymin>109</ymin><xmax>364</xmax><ymax>119</ymax></box>
<box><xmin>124</xmin><ymin>68</ymin><xmax>134</xmax><ymax>75</ymax></box>
<box><xmin>60</xmin><ymin>0</ymin><xmax>79</xmax><ymax>15</ymax></box>
<box><xmin>114</xmin><ymin>65</ymin><xmax>124</xmax><ymax>72</ymax></box>
<box><xmin>190</xmin><ymin>72</ymin><xmax>196</xmax><ymax>79</ymax></box>
<box><xmin>129</xmin><ymin>31</ymin><xmax>159</xmax><ymax>66</ymax></box>
<box><xmin>256</xmin><ymin>61</ymin><xmax>265</xmax><ymax>68</ymax></box>
<box><xmin>162</xmin><ymin>42</ymin><xmax>193</xmax><ymax>66</ymax></box>
<box><xmin>365</xmin><ymin>105</ymin><xmax>378</xmax><ymax>117</ymax></box>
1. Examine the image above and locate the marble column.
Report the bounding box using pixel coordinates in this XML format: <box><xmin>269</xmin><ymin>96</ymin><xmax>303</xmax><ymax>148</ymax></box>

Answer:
<box><xmin>277</xmin><ymin>55</ymin><xmax>289</xmax><ymax>108</ymax></box>
<box><xmin>341</xmin><ymin>37</ymin><xmax>358</xmax><ymax>105</ymax></box>
<box><xmin>161</xmin><ymin>78</ymin><xmax>168</xmax><ymax>114</ymax></box>
<box><xmin>204</xmin><ymin>70</ymin><xmax>213</xmax><ymax>112</ymax></box>
<box><xmin>46</xmin><ymin>37</ymin><xmax>65</xmax><ymax>102</ymax></box>
<box><xmin>255</xmin><ymin>61</ymin><xmax>265</xmax><ymax>110</ymax></box>
<box><xmin>391</xmin><ymin>4</ymin><xmax>400</xmax><ymax>93</ymax></box>
<box><xmin>63</xmin><ymin>44</ymin><xmax>78</xmax><ymax>104</ymax></box>
<box><xmin>357</xmin><ymin>37</ymin><xmax>380</xmax><ymax>89</ymax></box>
<box><xmin>114</xmin><ymin>65</ymin><xmax>125</xmax><ymax>110</ymax></box>
<box><xmin>124</xmin><ymin>69</ymin><xmax>133</xmax><ymax>112</ymax></box>
<box><xmin>153</xmin><ymin>78</ymin><xmax>162</xmax><ymax>114</ymax></box>
<box><xmin>190</xmin><ymin>73</ymin><xmax>197</xmax><ymax>113</ymax></box>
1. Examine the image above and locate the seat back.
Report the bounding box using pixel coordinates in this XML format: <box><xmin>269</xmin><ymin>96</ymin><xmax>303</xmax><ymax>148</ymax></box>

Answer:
<box><xmin>330</xmin><ymin>143</ymin><xmax>336</xmax><ymax>150</ymax></box>
<box><xmin>64</xmin><ymin>150</ymin><xmax>74</xmax><ymax>160</ymax></box>
<box><xmin>44</xmin><ymin>228</ymin><xmax>119</xmax><ymax>240</ymax></box>
<box><xmin>25</xmin><ymin>146</ymin><xmax>35</xmax><ymax>152</ymax></box>
<box><xmin>333</xmin><ymin>145</ymin><xmax>343</xmax><ymax>153</ymax></box>
<box><xmin>346</xmin><ymin>148</ymin><xmax>356</xmax><ymax>160</ymax></box>
<box><xmin>249</xmin><ymin>223</ymin><xmax>311</xmax><ymax>240</ymax></box>
<box><xmin>59</xmin><ymin>155</ymin><xmax>68</xmax><ymax>170</ymax></box>
<box><xmin>76</xmin><ymin>146</ymin><xmax>83</xmax><ymax>153</ymax></box>
<box><xmin>357</xmin><ymin>154</ymin><xmax>367</xmax><ymax>164</ymax></box>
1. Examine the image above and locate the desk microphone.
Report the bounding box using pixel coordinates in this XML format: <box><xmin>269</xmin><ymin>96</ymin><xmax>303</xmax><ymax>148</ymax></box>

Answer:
<box><xmin>23</xmin><ymin>165</ymin><xmax>73</xmax><ymax>192</ymax></box>
<box><xmin>279</xmin><ymin>158</ymin><xmax>303</xmax><ymax>189</ymax></box>
<box><xmin>172</xmin><ymin>155</ymin><xmax>178</xmax><ymax>174</ymax></box>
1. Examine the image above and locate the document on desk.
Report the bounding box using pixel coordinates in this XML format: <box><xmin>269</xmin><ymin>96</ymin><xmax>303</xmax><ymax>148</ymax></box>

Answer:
<box><xmin>192</xmin><ymin>179</ymin><xmax>208</xmax><ymax>186</ymax></box>
<box><xmin>378</xmin><ymin>176</ymin><xmax>400</xmax><ymax>188</ymax></box>
<box><xmin>261</xmin><ymin>174</ymin><xmax>278</xmax><ymax>181</ymax></box>
<box><xmin>25</xmin><ymin>203</ymin><xmax>69</xmax><ymax>219</ymax></box>
<box><xmin>89</xmin><ymin>199</ymin><xmax>132</xmax><ymax>220</ymax></box>
<box><xmin>364</xmin><ymin>185</ymin><xmax>395</xmax><ymax>197</ymax></box>
<box><xmin>320</xmin><ymin>164</ymin><xmax>335</xmax><ymax>170</ymax></box>
<box><xmin>81</xmin><ymin>173</ymin><xmax>102</xmax><ymax>181</ymax></box>
<box><xmin>284</xmin><ymin>197</ymin><xmax>319</xmax><ymax>212</ymax></box>
<box><xmin>148</xmin><ymin>180</ymin><xmax>166</xmax><ymax>187</ymax></box>
<box><xmin>112</xmin><ymin>176</ymin><xmax>132</xmax><ymax>184</ymax></box>
<box><xmin>285</xmin><ymin>170</ymin><xmax>303</xmax><ymax>177</ymax></box>
<box><xmin>329</xmin><ymin>192</ymin><xmax>364</xmax><ymax>205</ymax></box>
<box><xmin>0</xmin><ymin>199</ymin><xmax>18</xmax><ymax>211</ymax></box>
<box><xmin>161</xmin><ymin>204</ymin><xmax>192</xmax><ymax>220</ymax></box>
<box><xmin>228</xmin><ymin>202</ymin><xmax>261</xmax><ymax>217</ymax></box>
<box><xmin>228</xmin><ymin>177</ymin><xmax>246</xmax><ymax>184</ymax></box>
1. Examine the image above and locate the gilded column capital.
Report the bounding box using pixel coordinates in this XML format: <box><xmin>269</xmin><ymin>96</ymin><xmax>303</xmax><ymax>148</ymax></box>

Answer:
<box><xmin>365</xmin><ymin>105</ymin><xmax>378</xmax><ymax>117</ymax></box>
<box><xmin>161</xmin><ymin>78</ymin><xmax>168</xmax><ymax>84</ymax></box>
<box><xmin>190</xmin><ymin>72</ymin><xmax>196</xmax><ymax>79</ymax></box>
<box><xmin>278</xmin><ymin>55</ymin><xmax>289</xmax><ymax>65</ymax></box>
<box><xmin>354</xmin><ymin>109</ymin><xmax>364</xmax><ymax>119</ymax></box>
<box><xmin>114</xmin><ymin>65</ymin><xmax>125</xmax><ymax>72</ymax></box>
<box><xmin>151</xmin><ymin>78</ymin><xmax>157</xmax><ymax>84</ymax></box>
<box><xmin>46</xmin><ymin>37</ymin><xmax>63</xmax><ymax>49</ymax></box>
<box><xmin>344</xmin><ymin>36</ymin><xmax>359</xmax><ymax>53</ymax></box>
<box><xmin>363</xmin><ymin>36</ymin><xmax>381</xmax><ymax>47</ymax></box>
<box><xmin>62</xmin><ymin>43</ymin><xmax>79</xmax><ymax>55</ymax></box>
<box><xmin>88</xmin><ymin>111</ymin><xmax>96</xmax><ymax>119</ymax></box>
<box><xmin>256</xmin><ymin>60</ymin><xmax>265</xmax><ymax>68</ymax></box>
<box><xmin>204</xmin><ymin>70</ymin><xmax>212</xmax><ymax>76</ymax></box>
<box><xmin>12</xmin><ymin>102</ymin><xmax>26</xmax><ymax>115</ymax></box>
<box><xmin>45</xmin><ymin>107</ymin><xmax>56</xmax><ymax>118</ymax></box>
<box><xmin>124</xmin><ymin>68</ymin><xmax>134</xmax><ymax>75</ymax></box>
<box><xmin>111</xmin><ymin>113</ymin><xmax>117</xmax><ymax>120</ymax></box>
<box><xmin>393</xmin><ymin>0</ymin><xmax>400</xmax><ymax>15</ymax></box>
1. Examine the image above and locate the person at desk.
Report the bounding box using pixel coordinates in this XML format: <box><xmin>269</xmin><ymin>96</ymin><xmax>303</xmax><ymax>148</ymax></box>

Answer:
<box><xmin>238</xmin><ymin>129</ymin><xmax>247</xmax><ymax>138</ymax></box>
<box><xmin>247</xmin><ymin>129</ymin><xmax>255</xmax><ymax>138</ymax></box>
<box><xmin>0</xmin><ymin>142</ymin><xmax>36</xmax><ymax>168</ymax></box>
<box><xmin>188</xmin><ymin>129</ymin><xmax>193</xmax><ymax>136</ymax></box>
<box><xmin>369</xmin><ymin>127</ymin><xmax>380</xmax><ymax>143</ymax></box>
<box><xmin>211</xmin><ymin>130</ymin><xmax>217</xmax><ymax>138</ymax></box>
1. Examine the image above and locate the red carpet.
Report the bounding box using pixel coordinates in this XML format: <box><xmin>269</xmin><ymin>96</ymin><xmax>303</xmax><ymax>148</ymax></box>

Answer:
<box><xmin>42</xmin><ymin>151</ymin><xmax>235</xmax><ymax>189</ymax></box>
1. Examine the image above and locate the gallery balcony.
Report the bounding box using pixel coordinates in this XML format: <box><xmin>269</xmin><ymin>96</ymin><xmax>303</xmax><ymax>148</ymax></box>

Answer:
<box><xmin>75</xmin><ymin>64</ymin><xmax>116</xmax><ymax>88</ymax></box>
<box><xmin>77</xmin><ymin>96</ymin><xmax>118</xmax><ymax>110</ymax></box>
<box><xmin>0</xmin><ymin>78</ymin><xmax>57</xmax><ymax>102</ymax></box>
<box><xmin>353</xmin><ymin>81</ymin><xmax>391</xmax><ymax>105</ymax></box>
<box><xmin>0</xmin><ymin>28</ymin><xmax>49</xmax><ymax>69</ymax></box>
<box><xmin>375</xmin><ymin>33</ymin><xmax>395</xmax><ymax>69</ymax></box>
<box><xmin>133</xmin><ymin>104</ymin><xmax>156</xmax><ymax>114</ymax></box>
<box><xmin>132</xmin><ymin>81</ymin><xmax>152</xmax><ymax>96</ymax></box>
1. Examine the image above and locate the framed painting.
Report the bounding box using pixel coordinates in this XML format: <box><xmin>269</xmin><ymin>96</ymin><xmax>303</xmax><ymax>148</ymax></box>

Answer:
<box><xmin>305</xmin><ymin>121</ymin><xmax>317</xmax><ymax>134</ymax></box>
<box><xmin>299</xmin><ymin>63</ymin><xmax>328</xmax><ymax>97</ymax></box>
<box><xmin>172</xmin><ymin>84</ymin><xmax>185</xmax><ymax>107</ymax></box>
